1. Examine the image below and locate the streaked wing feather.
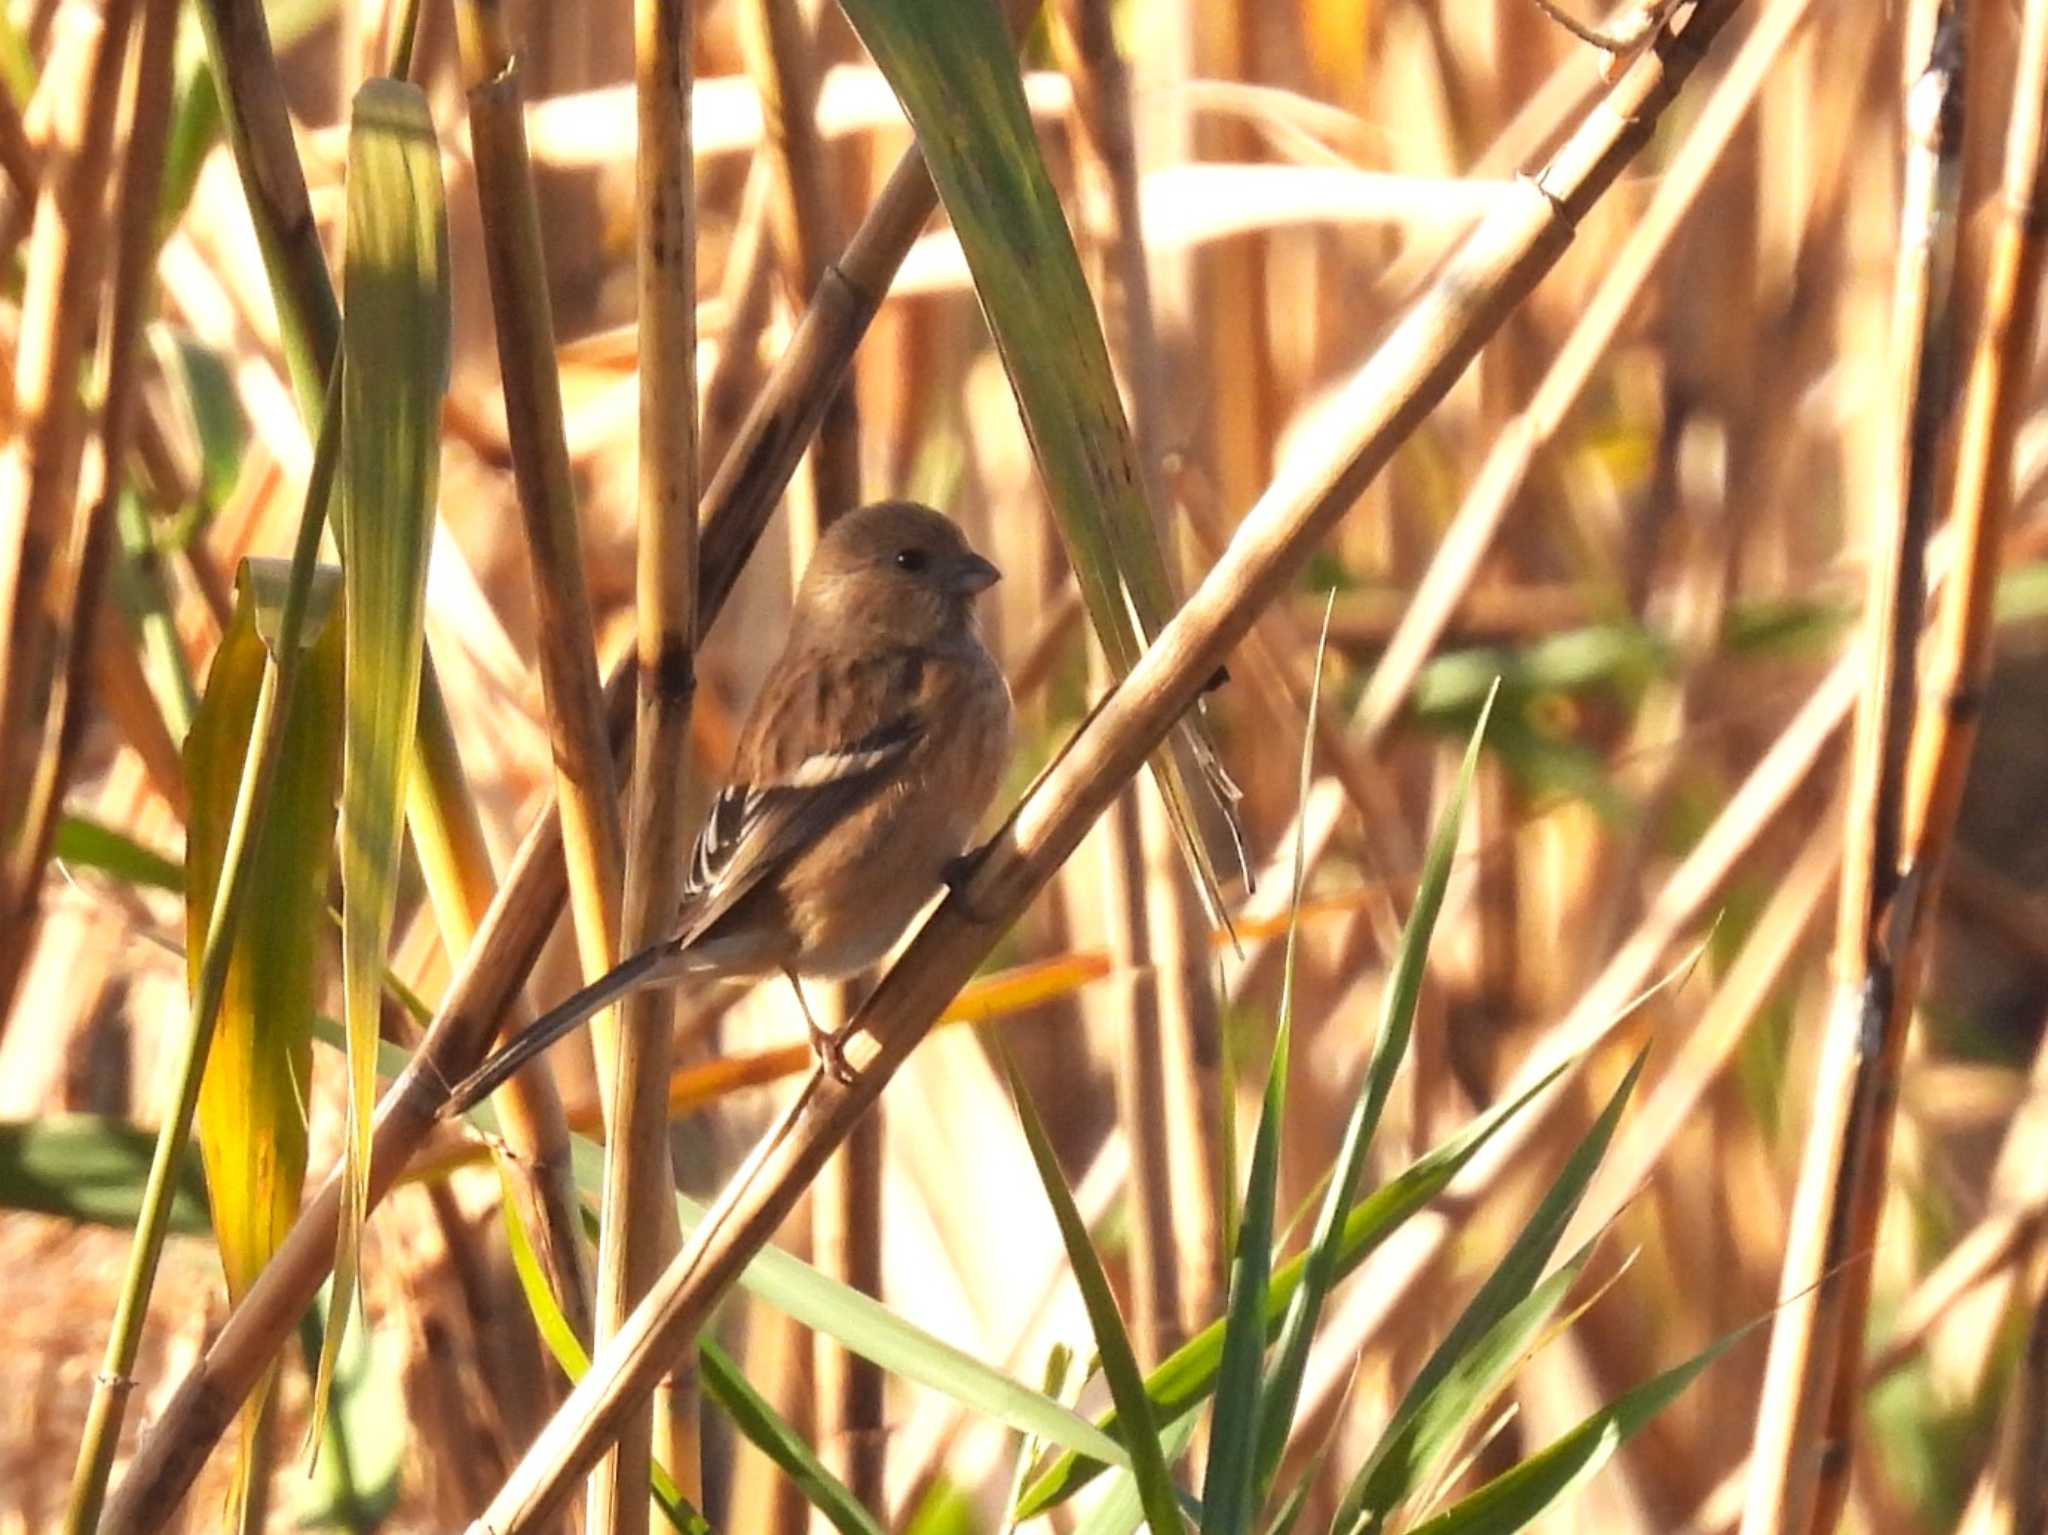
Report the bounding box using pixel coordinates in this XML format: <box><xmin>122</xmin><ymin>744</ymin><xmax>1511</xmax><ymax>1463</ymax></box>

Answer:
<box><xmin>676</xmin><ymin>714</ymin><xmax>921</xmax><ymax>945</ymax></box>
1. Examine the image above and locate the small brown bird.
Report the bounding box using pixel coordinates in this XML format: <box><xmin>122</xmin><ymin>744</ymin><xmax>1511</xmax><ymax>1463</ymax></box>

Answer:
<box><xmin>444</xmin><ymin>501</ymin><xmax>1014</xmax><ymax>1115</ymax></box>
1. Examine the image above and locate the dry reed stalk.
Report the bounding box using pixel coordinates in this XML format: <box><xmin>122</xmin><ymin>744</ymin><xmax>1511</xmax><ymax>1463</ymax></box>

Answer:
<box><xmin>1294</xmin><ymin>644</ymin><xmax>1862</xmax><ymax>1486</ymax></box>
<box><xmin>1312</xmin><ymin>583</ymin><xmax>1596</xmax><ymax>646</ymax></box>
<box><xmin>600</xmin><ymin>0</ymin><xmax>699</xmax><ymax>1523</ymax></box>
<box><xmin>456</xmin><ymin>2</ymin><xmax>629</xmax><ymax>1093</ymax></box>
<box><xmin>1741</xmin><ymin>1</ymin><xmax>2038</xmax><ymax>1527</ymax></box>
<box><xmin>1952</xmin><ymin>1240</ymin><xmax>2048</xmax><ymax>1535</ymax></box>
<box><xmin>1908</xmin><ymin>873</ymin><xmax>2048</xmax><ymax>1410</ymax></box>
<box><xmin>739</xmin><ymin>0</ymin><xmax>860</xmax><ymax>523</ymax></box>
<box><xmin>0</xmin><ymin>77</ymin><xmax>32</xmax><ymax>202</ymax></box>
<box><xmin>9</xmin><ymin>0</ymin><xmax>173</xmax><ymax>1014</ymax></box>
<box><xmin>1179</xmin><ymin>488</ymin><xmax>1412</xmax><ymax>879</ymax></box>
<box><xmin>811</xmin><ymin>1091</ymin><xmax>887</xmax><ymax>1508</ymax></box>
<box><xmin>1864</xmin><ymin>1185</ymin><xmax>2048</xmax><ymax>1386</ymax></box>
<box><xmin>1353</xmin><ymin>0</ymin><xmax>1820</xmax><ymax>752</ymax></box>
<box><xmin>697</xmin><ymin>160</ymin><xmax>778</xmax><ymax>481</ymax></box>
<box><xmin>186</xmin><ymin>0</ymin><xmax>340</xmax><ymax>414</ymax></box>
<box><xmin>1192</xmin><ymin>0</ymin><xmax>1274</xmax><ymax>527</ymax></box>
<box><xmin>459</xmin><ymin>10</ymin><xmax>1758</xmax><ymax>1524</ymax></box>
<box><xmin>732</xmin><ymin>0</ymin><xmax>888</xmax><ymax>1500</ymax></box>
<box><xmin>1571</xmin><ymin>825</ymin><xmax>1840</xmax><ymax>1249</ymax></box>
<box><xmin>0</xmin><ymin>0</ymin><xmax>136</xmax><ymax>1022</ymax></box>
<box><xmin>100</xmin><ymin>42</ymin><xmax>990</xmax><ymax>1524</ymax></box>
<box><xmin>90</xmin><ymin>605</ymin><xmax>189</xmax><ymax>816</ymax></box>
<box><xmin>456</xmin><ymin>14</ymin><xmax>647</xmax><ymax>1517</ymax></box>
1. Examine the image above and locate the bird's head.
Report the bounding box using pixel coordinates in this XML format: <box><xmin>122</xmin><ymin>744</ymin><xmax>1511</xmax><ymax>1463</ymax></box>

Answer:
<box><xmin>795</xmin><ymin>500</ymin><xmax>1002</xmax><ymax>644</ymax></box>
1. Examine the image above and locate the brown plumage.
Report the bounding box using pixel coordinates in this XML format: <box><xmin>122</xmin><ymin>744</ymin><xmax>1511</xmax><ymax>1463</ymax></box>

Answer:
<box><xmin>444</xmin><ymin>501</ymin><xmax>1014</xmax><ymax>1113</ymax></box>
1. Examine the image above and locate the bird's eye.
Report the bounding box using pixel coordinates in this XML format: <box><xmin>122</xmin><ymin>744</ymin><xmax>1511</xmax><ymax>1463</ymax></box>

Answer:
<box><xmin>894</xmin><ymin>547</ymin><xmax>930</xmax><ymax>574</ymax></box>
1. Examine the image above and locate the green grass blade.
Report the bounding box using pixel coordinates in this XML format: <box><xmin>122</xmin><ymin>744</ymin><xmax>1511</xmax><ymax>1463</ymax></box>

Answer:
<box><xmin>1251</xmin><ymin>686</ymin><xmax>1499</xmax><ymax>1498</ymax></box>
<box><xmin>322</xmin><ymin>75</ymin><xmax>449</xmax><ymax>1443</ymax></box>
<box><xmin>291</xmin><ymin>1283</ymin><xmax>405</xmax><ymax>1531</ymax></box>
<box><xmin>701</xmin><ymin>1341</ymin><xmax>882</xmax><ymax>1535</ymax></box>
<box><xmin>1073</xmin><ymin>1408</ymin><xmax>1204</xmax><ymax>1535</ymax></box>
<box><xmin>1201</xmin><ymin>1017</ymin><xmax>1286</xmax><ymax>1534</ymax></box>
<box><xmin>1332</xmin><ymin>1049</ymin><xmax>1649</xmax><ymax>1535</ymax></box>
<box><xmin>1001</xmin><ymin>1345</ymin><xmax>1074</xmax><ymax>1531</ymax></box>
<box><xmin>1202</xmin><ymin>599</ymin><xmax>1333</xmax><ymax>1533</ymax></box>
<box><xmin>1399</xmin><ymin>1322</ymin><xmax>1754</xmax><ymax>1535</ymax></box>
<box><xmin>1007</xmin><ymin>1062</ymin><xmax>1187</xmax><ymax>1533</ymax></box>
<box><xmin>53</xmin><ymin>816</ymin><xmax>183</xmax><ymax>892</ymax></box>
<box><xmin>186</xmin><ymin>565</ymin><xmax>342</xmax><ymax>1507</ymax></box>
<box><xmin>0</xmin><ymin>1116</ymin><xmax>209</xmax><ymax>1233</ymax></box>
<box><xmin>1015</xmin><ymin>1049</ymin><xmax>1571</xmax><ymax>1520</ymax></box>
<box><xmin>1335</xmin><ymin>1239</ymin><xmax>1599</xmax><ymax>1535</ymax></box>
<box><xmin>834</xmin><ymin>0</ymin><xmax>1241</xmax><ymax>913</ymax></box>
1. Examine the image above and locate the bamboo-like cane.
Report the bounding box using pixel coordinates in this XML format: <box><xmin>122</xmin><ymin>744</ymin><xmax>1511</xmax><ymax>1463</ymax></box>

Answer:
<box><xmin>594</xmin><ymin>0</ymin><xmax>699</xmax><ymax>1527</ymax></box>
<box><xmin>1739</xmin><ymin>0</ymin><xmax>2042</xmax><ymax>1528</ymax></box>
<box><xmin>460</xmin><ymin>10</ymin><xmax>1754</xmax><ymax>1526</ymax></box>
<box><xmin>453</xmin><ymin>13</ymin><xmax>646</xmax><ymax>1522</ymax></box>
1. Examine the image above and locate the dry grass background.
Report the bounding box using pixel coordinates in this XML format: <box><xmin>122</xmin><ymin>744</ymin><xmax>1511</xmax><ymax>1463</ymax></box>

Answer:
<box><xmin>4</xmin><ymin>0</ymin><xmax>2048</xmax><ymax>1530</ymax></box>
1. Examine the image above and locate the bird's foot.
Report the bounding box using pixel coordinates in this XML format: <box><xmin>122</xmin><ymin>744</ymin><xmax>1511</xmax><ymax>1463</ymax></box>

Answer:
<box><xmin>810</xmin><ymin>1019</ymin><xmax>860</xmax><ymax>1087</ymax></box>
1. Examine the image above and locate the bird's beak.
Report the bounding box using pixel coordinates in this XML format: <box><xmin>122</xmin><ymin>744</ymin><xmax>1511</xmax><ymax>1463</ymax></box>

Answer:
<box><xmin>952</xmin><ymin>551</ymin><xmax>1002</xmax><ymax>596</ymax></box>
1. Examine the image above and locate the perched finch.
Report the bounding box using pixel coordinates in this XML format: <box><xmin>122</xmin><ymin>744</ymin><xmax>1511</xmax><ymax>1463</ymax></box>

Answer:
<box><xmin>445</xmin><ymin>500</ymin><xmax>1014</xmax><ymax>1113</ymax></box>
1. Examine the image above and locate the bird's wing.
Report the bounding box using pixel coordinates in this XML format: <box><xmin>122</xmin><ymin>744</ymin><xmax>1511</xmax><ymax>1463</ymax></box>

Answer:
<box><xmin>676</xmin><ymin>709</ymin><xmax>923</xmax><ymax>949</ymax></box>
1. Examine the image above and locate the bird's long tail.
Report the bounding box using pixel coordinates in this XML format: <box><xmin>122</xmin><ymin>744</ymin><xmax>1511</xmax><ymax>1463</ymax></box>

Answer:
<box><xmin>441</xmin><ymin>941</ymin><xmax>684</xmax><ymax>1118</ymax></box>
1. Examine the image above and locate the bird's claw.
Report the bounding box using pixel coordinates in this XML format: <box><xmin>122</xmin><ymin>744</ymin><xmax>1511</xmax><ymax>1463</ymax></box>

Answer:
<box><xmin>811</xmin><ymin>1019</ymin><xmax>859</xmax><ymax>1087</ymax></box>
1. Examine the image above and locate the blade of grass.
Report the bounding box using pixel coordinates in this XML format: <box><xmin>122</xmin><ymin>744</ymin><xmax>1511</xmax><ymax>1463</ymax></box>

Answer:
<box><xmin>1015</xmin><ymin>1053</ymin><xmax>1574</xmax><ymax>1519</ymax></box>
<box><xmin>1331</xmin><ymin>1048</ymin><xmax>1650</xmax><ymax>1534</ymax></box>
<box><xmin>702</xmin><ymin>1342</ymin><xmax>882</xmax><ymax>1535</ymax></box>
<box><xmin>1000</xmin><ymin>1346</ymin><xmax>1074</xmax><ymax>1532</ymax></box>
<box><xmin>1008</xmin><ymin>1061</ymin><xmax>1187</xmax><ymax>1533</ymax></box>
<box><xmin>1333</xmin><ymin>1232</ymin><xmax>1607</xmax><ymax>1535</ymax></box>
<box><xmin>62</xmin><ymin>340</ymin><xmax>344</xmax><ymax>1535</ymax></box>
<box><xmin>54</xmin><ymin>815</ymin><xmax>184</xmax><ymax>892</ymax></box>
<box><xmin>1201</xmin><ymin>1006</ymin><xmax>1287</xmax><ymax>1533</ymax></box>
<box><xmin>1401</xmin><ymin>1322</ymin><xmax>1756</xmax><ymax>1535</ymax></box>
<box><xmin>836</xmin><ymin>0</ymin><xmax>1243</xmax><ymax>916</ymax></box>
<box><xmin>1340</xmin><ymin>1048</ymin><xmax>1649</xmax><ymax>1534</ymax></box>
<box><xmin>186</xmin><ymin>565</ymin><xmax>343</xmax><ymax>1515</ymax></box>
<box><xmin>0</xmin><ymin>1116</ymin><xmax>209</xmax><ymax>1233</ymax></box>
<box><xmin>322</xmin><ymin>75</ymin><xmax>449</xmax><ymax>1443</ymax></box>
<box><xmin>1253</xmin><ymin>683</ymin><xmax>1500</xmax><ymax>1500</ymax></box>
<box><xmin>1073</xmin><ymin>1409</ymin><xmax>1204</xmax><ymax>1535</ymax></box>
<box><xmin>1201</xmin><ymin>599</ymin><xmax>1333</xmax><ymax>1532</ymax></box>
